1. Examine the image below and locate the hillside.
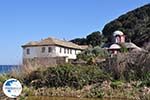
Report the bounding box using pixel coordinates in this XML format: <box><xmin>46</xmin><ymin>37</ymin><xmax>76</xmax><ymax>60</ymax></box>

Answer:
<box><xmin>102</xmin><ymin>4</ymin><xmax>150</xmax><ymax>46</ymax></box>
<box><xmin>70</xmin><ymin>31</ymin><xmax>103</xmax><ymax>47</ymax></box>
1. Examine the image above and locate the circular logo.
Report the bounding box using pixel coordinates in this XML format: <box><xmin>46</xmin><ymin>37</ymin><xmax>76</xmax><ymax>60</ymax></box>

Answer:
<box><xmin>2</xmin><ymin>78</ymin><xmax>22</xmax><ymax>98</ymax></box>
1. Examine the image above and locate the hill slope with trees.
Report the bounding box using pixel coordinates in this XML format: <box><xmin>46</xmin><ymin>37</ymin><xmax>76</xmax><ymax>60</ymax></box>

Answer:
<box><xmin>102</xmin><ymin>4</ymin><xmax>150</xmax><ymax>46</ymax></box>
<box><xmin>70</xmin><ymin>31</ymin><xmax>103</xmax><ymax>47</ymax></box>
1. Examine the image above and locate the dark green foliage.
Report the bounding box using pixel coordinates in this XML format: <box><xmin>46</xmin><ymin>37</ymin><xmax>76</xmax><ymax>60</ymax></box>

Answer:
<box><xmin>20</xmin><ymin>46</ymin><xmax>150</xmax><ymax>98</ymax></box>
<box><xmin>120</xmin><ymin>44</ymin><xmax>128</xmax><ymax>53</ymax></box>
<box><xmin>0</xmin><ymin>74</ymin><xmax>10</xmax><ymax>83</ymax></box>
<box><xmin>23</xmin><ymin>65</ymin><xmax>110</xmax><ymax>89</ymax></box>
<box><xmin>70</xmin><ymin>38</ymin><xmax>87</xmax><ymax>45</ymax></box>
<box><xmin>102</xmin><ymin>4</ymin><xmax>150</xmax><ymax>46</ymax></box>
<box><xmin>70</xmin><ymin>31</ymin><xmax>103</xmax><ymax>47</ymax></box>
<box><xmin>77</xmin><ymin>46</ymin><xmax>109</xmax><ymax>61</ymax></box>
<box><xmin>23</xmin><ymin>70</ymin><xmax>43</xmax><ymax>86</ymax></box>
<box><xmin>110</xmin><ymin>80</ymin><xmax>124</xmax><ymax>89</ymax></box>
<box><xmin>87</xmin><ymin>85</ymin><xmax>104</xmax><ymax>98</ymax></box>
<box><xmin>86</xmin><ymin>31</ymin><xmax>102</xmax><ymax>47</ymax></box>
<box><xmin>92</xmin><ymin>46</ymin><xmax>109</xmax><ymax>57</ymax></box>
<box><xmin>77</xmin><ymin>48</ymin><xmax>93</xmax><ymax>61</ymax></box>
<box><xmin>139</xmin><ymin>73</ymin><xmax>150</xmax><ymax>87</ymax></box>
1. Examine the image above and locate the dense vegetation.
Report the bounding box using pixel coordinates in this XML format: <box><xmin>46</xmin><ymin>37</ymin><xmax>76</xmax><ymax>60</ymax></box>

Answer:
<box><xmin>102</xmin><ymin>4</ymin><xmax>150</xmax><ymax>46</ymax></box>
<box><xmin>77</xmin><ymin>46</ymin><xmax>109</xmax><ymax>64</ymax></box>
<box><xmin>14</xmin><ymin>49</ymin><xmax>150</xmax><ymax>99</ymax></box>
<box><xmin>70</xmin><ymin>31</ymin><xmax>104</xmax><ymax>47</ymax></box>
<box><xmin>0</xmin><ymin>46</ymin><xmax>150</xmax><ymax>99</ymax></box>
<box><xmin>23</xmin><ymin>65</ymin><xmax>110</xmax><ymax>89</ymax></box>
<box><xmin>1</xmin><ymin>3</ymin><xmax>150</xmax><ymax>100</ymax></box>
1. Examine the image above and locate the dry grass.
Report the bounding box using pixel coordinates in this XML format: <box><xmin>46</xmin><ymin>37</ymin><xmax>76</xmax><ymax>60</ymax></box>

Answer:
<box><xmin>10</xmin><ymin>63</ymin><xmax>45</xmax><ymax>81</ymax></box>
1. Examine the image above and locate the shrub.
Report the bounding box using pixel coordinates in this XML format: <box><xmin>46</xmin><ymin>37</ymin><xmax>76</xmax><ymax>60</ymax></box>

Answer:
<box><xmin>77</xmin><ymin>48</ymin><xmax>94</xmax><ymax>61</ymax></box>
<box><xmin>23</xmin><ymin>64</ymin><xmax>111</xmax><ymax>89</ymax></box>
<box><xmin>77</xmin><ymin>46</ymin><xmax>109</xmax><ymax>61</ymax></box>
<box><xmin>110</xmin><ymin>80</ymin><xmax>124</xmax><ymax>89</ymax></box>
<box><xmin>87</xmin><ymin>85</ymin><xmax>104</xmax><ymax>98</ymax></box>
<box><xmin>105</xmin><ymin>51</ymin><xmax>150</xmax><ymax>81</ymax></box>
<box><xmin>0</xmin><ymin>74</ymin><xmax>10</xmax><ymax>83</ymax></box>
<box><xmin>120</xmin><ymin>44</ymin><xmax>128</xmax><ymax>53</ymax></box>
<box><xmin>139</xmin><ymin>72</ymin><xmax>150</xmax><ymax>87</ymax></box>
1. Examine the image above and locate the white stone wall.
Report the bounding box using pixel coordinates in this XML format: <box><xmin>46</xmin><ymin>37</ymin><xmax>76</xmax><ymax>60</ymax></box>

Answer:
<box><xmin>55</xmin><ymin>46</ymin><xmax>81</xmax><ymax>59</ymax></box>
<box><xmin>23</xmin><ymin>46</ymin><xmax>81</xmax><ymax>59</ymax></box>
<box><xmin>23</xmin><ymin>46</ymin><xmax>56</xmax><ymax>59</ymax></box>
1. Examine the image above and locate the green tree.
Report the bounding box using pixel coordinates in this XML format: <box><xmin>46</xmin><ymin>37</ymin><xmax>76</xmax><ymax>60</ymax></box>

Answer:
<box><xmin>102</xmin><ymin>4</ymin><xmax>150</xmax><ymax>46</ymax></box>
<box><xmin>70</xmin><ymin>38</ymin><xmax>87</xmax><ymax>45</ymax></box>
<box><xmin>86</xmin><ymin>31</ymin><xmax>102</xmax><ymax>47</ymax></box>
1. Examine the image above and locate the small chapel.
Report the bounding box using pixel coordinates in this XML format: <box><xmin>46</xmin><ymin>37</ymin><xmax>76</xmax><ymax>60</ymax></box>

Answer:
<box><xmin>103</xmin><ymin>30</ymin><xmax>142</xmax><ymax>54</ymax></box>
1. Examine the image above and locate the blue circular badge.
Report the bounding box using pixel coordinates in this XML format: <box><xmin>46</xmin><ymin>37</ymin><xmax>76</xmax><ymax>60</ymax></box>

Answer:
<box><xmin>2</xmin><ymin>78</ymin><xmax>22</xmax><ymax>98</ymax></box>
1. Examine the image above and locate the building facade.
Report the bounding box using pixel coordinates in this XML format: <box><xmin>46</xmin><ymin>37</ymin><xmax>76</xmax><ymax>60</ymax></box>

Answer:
<box><xmin>23</xmin><ymin>45</ymin><xmax>82</xmax><ymax>59</ymax></box>
<box><xmin>22</xmin><ymin>37</ymin><xmax>88</xmax><ymax>66</ymax></box>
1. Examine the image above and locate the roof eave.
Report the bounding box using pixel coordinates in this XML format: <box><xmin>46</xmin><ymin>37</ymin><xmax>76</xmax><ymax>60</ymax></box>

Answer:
<box><xmin>22</xmin><ymin>44</ymin><xmax>83</xmax><ymax>50</ymax></box>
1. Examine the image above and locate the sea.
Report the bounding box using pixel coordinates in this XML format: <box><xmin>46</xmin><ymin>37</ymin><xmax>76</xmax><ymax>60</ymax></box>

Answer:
<box><xmin>0</xmin><ymin>65</ymin><xmax>21</xmax><ymax>74</ymax></box>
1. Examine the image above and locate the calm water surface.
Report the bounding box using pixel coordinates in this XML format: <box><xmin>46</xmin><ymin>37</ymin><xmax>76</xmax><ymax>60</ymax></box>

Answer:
<box><xmin>27</xmin><ymin>96</ymin><xmax>125</xmax><ymax>100</ymax></box>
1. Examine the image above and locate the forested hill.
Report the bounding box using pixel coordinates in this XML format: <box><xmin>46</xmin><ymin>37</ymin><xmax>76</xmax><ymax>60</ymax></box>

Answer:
<box><xmin>102</xmin><ymin>4</ymin><xmax>150</xmax><ymax>47</ymax></box>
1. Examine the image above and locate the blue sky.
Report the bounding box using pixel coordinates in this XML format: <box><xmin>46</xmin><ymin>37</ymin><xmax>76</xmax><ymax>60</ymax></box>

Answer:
<box><xmin>0</xmin><ymin>0</ymin><xmax>149</xmax><ymax>65</ymax></box>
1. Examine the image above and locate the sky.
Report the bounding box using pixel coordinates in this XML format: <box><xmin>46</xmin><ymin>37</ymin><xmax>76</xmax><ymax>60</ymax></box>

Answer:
<box><xmin>0</xmin><ymin>0</ymin><xmax>149</xmax><ymax>65</ymax></box>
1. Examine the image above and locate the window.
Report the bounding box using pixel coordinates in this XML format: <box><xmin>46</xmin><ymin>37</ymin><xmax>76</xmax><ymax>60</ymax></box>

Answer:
<box><xmin>26</xmin><ymin>48</ymin><xmax>30</xmax><ymax>55</ymax></box>
<box><xmin>70</xmin><ymin>49</ymin><xmax>72</xmax><ymax>54</ymax></box>
<box><xmin>67</xmin><ymin>49</ymin><xmax>69</xmax><ymax>54</ymax></box>
<box><xmin>41</xmin><ymin>47</ymin><xmax>45</xmax><ymax>53</ymax></box>
<box><xmin>60</xmin><ymin>47</ymin><xmax>62</xmax><ymax>53</ymax></box>
<box><xmin>48</xmin><ymin>47</ymin><xmax>52</xmax><ymax>53</ymax></box>
<box><xmin>64</xmin><ymin>48</ymin><xmax>66</xmax><ymax>54</ymax></box>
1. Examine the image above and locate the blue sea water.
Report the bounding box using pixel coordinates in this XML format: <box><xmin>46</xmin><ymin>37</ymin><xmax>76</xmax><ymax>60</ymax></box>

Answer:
<box><xmin>0</xmin><ymin>65</ymin><xmax>20</xmax><ymax>74</ymax></box>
